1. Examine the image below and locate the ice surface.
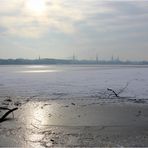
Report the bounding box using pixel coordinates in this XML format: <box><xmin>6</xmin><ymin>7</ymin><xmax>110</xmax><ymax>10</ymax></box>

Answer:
<box><xmin>0</xmin><ymin>65</ymin><xmax>148</xmax><ymax>101</ymax></box>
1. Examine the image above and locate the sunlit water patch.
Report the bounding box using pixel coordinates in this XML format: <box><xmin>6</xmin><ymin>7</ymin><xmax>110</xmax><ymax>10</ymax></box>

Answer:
<box><xmin>26</xmin><ymin>65</ymin><xmax>49</xmax><ymax>69</ymax></box>
<box><xmin>18</xmin><ymin>65</ymin><xmax>61</xmax><ymax>73</ymax></box>
<box><xmin>20</xmin><ymin>69</ymin><xmax>59</xmax><ymax>73</ymax></box>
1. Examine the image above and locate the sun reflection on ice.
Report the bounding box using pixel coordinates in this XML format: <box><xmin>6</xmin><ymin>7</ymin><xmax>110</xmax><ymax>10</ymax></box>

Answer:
<box><xmin>33</xmin><ymin>108</ymin><xmax>45</xmax><ymax>124</ymax></box>
<box><xmin>27</xmin><ymin>65</ymin><xmax>48</xmax><ymax>69</ymax></box>
<box><xmin>18</xmin><ymin>65</ymin><xmax>60</xmax><ymax>73</ymax></box>
<box><xmin>22</xmin><ymin>102</ymin><xmax>53</xmax><ymax>147</ymax></box>
<box><xmin>24</xmin><ymin>103</ymin><xmax>51</xmax><ymax>126</ymax></box>
<box><xmin>20</xmin><ymin>69</ymin><xmax>58</xmax><ymax>73</ymax></box>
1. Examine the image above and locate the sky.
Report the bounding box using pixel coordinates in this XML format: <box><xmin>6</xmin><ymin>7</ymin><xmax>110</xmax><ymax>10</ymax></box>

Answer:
<box><xmin>0</xmin><ymin>0</ymin><xmax>148</xmax><ymax>61</ymax></box>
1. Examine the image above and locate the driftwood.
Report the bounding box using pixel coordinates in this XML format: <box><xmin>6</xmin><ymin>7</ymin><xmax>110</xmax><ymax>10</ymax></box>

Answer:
<box><xmin>107</xmin><ymin>88</ymin><xmax>119</xmax><ymax>98</ymax></box>
<box><xmin>107</xmin><ymin>82</ymin><xmax>129</xmax><ymax>98</ymax></box>
<box><xmin>0</xmin><ymin>107</ymin><xmax>18</xmax><ymax>123</ymax></box>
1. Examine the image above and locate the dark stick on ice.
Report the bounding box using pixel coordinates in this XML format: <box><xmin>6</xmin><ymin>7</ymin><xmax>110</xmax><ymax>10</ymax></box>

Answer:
<box><xmin>107</xmin><ymin>88</ymin><xmax>119</xmax><ymax>98</ymax></box>
<box><xmin>107</xmin><ymin>82</ymin><xmax>129</xmax><ymax>98</ymax></box>
<box><xmin>0</xmin><ymin>107</ymin><xmax>18</xmax><ymax>123</ymax></box>
<box><xmin>0</xmin><ymin>107</ymin><xmax>14</xmax><ymax>118</ymax></box>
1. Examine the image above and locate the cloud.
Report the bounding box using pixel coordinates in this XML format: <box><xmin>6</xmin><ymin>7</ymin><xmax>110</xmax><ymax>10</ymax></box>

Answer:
<box><xmin>0</xmin><ymin>0</ymin><xmax>115</xmax><ymax>38</ymax></box>
<box><xmin>0</xmin><ymin>0</ymin><xmax>24</xmax><ymax>14</ymax></box>
<box><xmin>1</xmin><ymin>0</ymin><xmax>148</xmax><ymax>39</ymax></box>
<box><xmin>0</xmin><ymin>0</ymin><xmax>148</xmax><ymax>60</ymax></box>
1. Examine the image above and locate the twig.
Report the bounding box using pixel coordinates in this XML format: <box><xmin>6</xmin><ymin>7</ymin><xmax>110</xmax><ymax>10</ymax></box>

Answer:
<box><xmin>0</xmin><ymin>107</ymin><xmax>11</xmax><ymax>110</ymax></box>
<box><xmin>107</xmin><ymin>82</ymin><xmax>129</xmax><ymax>98</ymax></box>
<box><xmin>118</xmin><ymin>82</ymin><xmax>129</xmax><ymax>94</ymax></box>
<box><xmin>0</xmin><ymin>108</ymin><xmax>18</xmax><ymax>123</ymax></box>
<box><xmin>31</xmin><ymin>123</ymin><xmax>40</xmax><ymax>129</ymax></box>
<box><xmin>0</xmin><ymin>107</ymin><xmax>14</xmax><ymax>118</ymax></box>
<box><xmin>107</xmin><ymin>88</ymin><xmax>119</xmax><ymax>98</ymax></box>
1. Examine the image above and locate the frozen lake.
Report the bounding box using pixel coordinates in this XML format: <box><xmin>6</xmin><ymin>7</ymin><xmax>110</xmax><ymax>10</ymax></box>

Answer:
<box><xmin>0</xmin><ymin>65</ymin><xmax>148</xmax><ymax>101</ymax></box>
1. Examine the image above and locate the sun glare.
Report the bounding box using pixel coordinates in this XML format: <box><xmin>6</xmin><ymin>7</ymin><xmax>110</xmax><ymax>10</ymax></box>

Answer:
<box><xmin>26</xmin><ymin>0</ymin><xmax>46</xmax><ymax>15</ymax></box>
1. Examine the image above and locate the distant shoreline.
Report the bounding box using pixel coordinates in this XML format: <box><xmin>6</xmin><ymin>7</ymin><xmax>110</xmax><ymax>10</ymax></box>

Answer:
<box><xmin>0</xmin><ymin>58</ymin><xmax>148</xmax><ymax>65</ymax></box>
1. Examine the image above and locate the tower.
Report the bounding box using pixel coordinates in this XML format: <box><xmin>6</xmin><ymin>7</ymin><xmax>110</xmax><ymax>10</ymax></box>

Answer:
<box><xmin>111</xmin><ymin>55</ymin><xmax>114</xmax><ymax>61</ymax></box>
<box><xmin>96</xmin><ymin>54</ymin><xmax>99</xmax><ymax>64</ymax></box>
<box><xmin>72</xmin><ymin>53</ymin><xmax>75</xmax><ymax>61</ymax></box>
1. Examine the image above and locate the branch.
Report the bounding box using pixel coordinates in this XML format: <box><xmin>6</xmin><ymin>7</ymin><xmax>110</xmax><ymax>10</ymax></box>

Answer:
<box><xmin>107</xmin><ymin>88</ymin><xmax>119</xmax><ymax>98</ymax></box>
<box><xmin>0</xmin><ymin>108</ymin><xmax>18</xmax><ymax>123</ymax></box>
<box><xmin>118</xmin><ymin>82</ymin><xmax>129</xmax><ymax>95</ymax></box>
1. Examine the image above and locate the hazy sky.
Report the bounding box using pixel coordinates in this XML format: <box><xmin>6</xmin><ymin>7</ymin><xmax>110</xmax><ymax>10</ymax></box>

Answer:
<box><xmin>0</xmin><ymin>0</ymin><xmax>148</xmax><ymax>60</ymax></box>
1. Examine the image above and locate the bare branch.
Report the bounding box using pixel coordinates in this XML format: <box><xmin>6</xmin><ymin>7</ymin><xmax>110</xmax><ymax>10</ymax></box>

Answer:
<box><xmin>0</xmin><ymin>108</ymin><xmax>18</xmax><ymax>123</ymax></box>
<box><xmin>107</xmin><ymin>88</ymin><xmax>119</xmax><ymax>98</ymax></box>
<box><xmin>117</xmin><ymin>82</ymin><xmax>129</xmax><ymax>95</ymax></box>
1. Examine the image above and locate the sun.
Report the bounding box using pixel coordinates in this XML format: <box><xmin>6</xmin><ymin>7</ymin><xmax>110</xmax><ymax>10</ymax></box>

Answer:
<box><xmin>26</xmin><ymin>0</ymin><xmax>46</xmax><ymax>15</ymax></box>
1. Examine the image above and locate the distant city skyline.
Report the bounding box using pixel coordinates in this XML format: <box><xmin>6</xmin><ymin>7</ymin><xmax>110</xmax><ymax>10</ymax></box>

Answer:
<box><xmin>0</xmin><ymin>57</ymin><xmax>148</xmax><ymax>65</ymax></box>
<box><xmin>0</xmin><ymin>0</ymin><xmax>148</xmax><ymax>61</ymax></box>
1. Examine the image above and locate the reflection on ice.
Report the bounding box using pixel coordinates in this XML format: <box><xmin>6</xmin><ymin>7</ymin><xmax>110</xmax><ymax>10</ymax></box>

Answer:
<box><xmin>19</xmin><ymin>65</ymin><xmax>60</xmax><ymax>73</ymax></box>
<box><xmin>32</xmin><ymin>107</ymin><xmax>47</xmax><ymax>125</ymax></box>
<box><xmin>20</xmin><ymin>69</ymin><xmax>58</xmax><ymax>73</ymax></box>
<box><xmin>26</xmin><ymin>65</ymin><xmax>48</xmax><ymax>69</ymax></box>
<box><xmin>23</xmin><ymin>102</ymin><xmax>51</xmax><ymax>126</ymax></box>
<box><xmin>22</xmin><ymin>102</ymin><xmax>51</xmax><ymax>147</ymax></box>
<box><xmin>18</xmin><ymin>100</ymin><xmax>148</xmax><ymax>147</ymax></box>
